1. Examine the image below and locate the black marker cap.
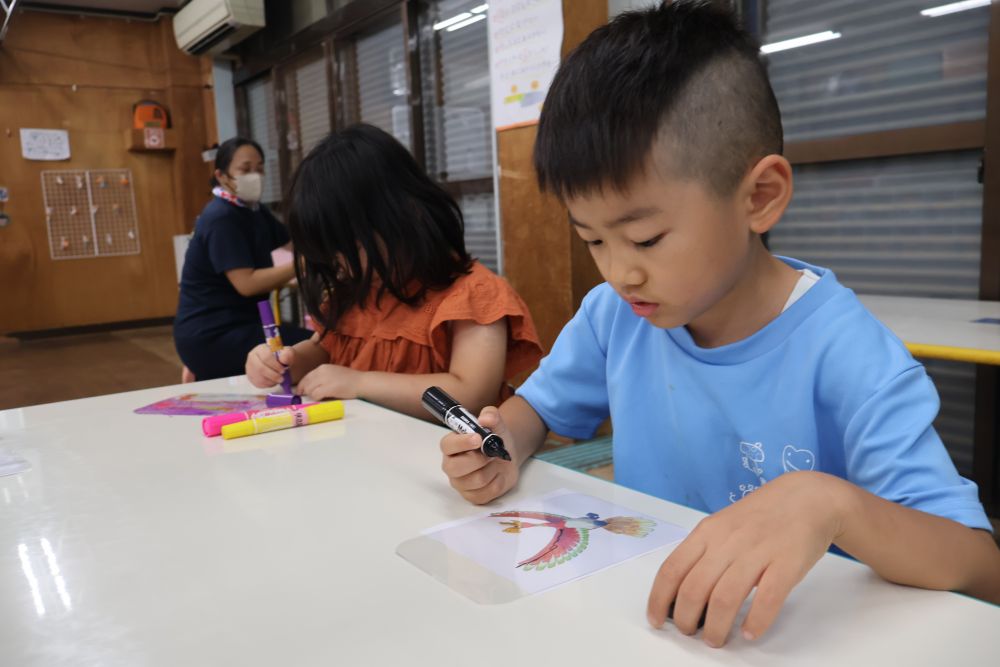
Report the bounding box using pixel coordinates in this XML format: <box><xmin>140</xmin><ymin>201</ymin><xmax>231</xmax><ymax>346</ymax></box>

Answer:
<box><xmin>482</xmin><ymin>434</ymin><xmax>511</xmax><ymax>461</ymax></box>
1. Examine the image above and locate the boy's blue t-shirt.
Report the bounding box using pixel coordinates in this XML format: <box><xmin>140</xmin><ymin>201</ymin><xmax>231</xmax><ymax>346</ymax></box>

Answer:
<box><xmin>174</xmin><ymin>197</ymin><xmax>289</xmax><ymax>339</ymax></box>
<box><xmin>517</xmin><ymin>257</ymin><xmax>991</xmax><ymax>531</ymax></box>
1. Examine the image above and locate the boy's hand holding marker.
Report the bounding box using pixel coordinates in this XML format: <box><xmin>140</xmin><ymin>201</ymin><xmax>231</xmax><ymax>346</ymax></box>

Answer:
<box><xmin>439</xmin><ymin>406</ymin><xmax>520</xmax><ymax>506</ymax></box>
<box><xmin>438</xmin><ymin>394</ymin><xmax>547</xmax><ymax>505</ymax></box>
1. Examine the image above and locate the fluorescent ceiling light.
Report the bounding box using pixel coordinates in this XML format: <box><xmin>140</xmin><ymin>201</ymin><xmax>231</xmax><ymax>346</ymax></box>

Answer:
<box><xmin>760</xmin><ymin>30</ymin><xmax>842</xmax><ymax>54</ymax></box>
<box><xmin>920</xmin><ymin>0</ymin><xmax>990</xmax><ymax>17</ymax></box>
<box><xmin>447</xmin><ymin>13</ymin><xmax>487</xmax><ymax>31</ymax></box>
<box><xmin>471</xmin><ymin>3</ymin><xmax>488</xmax><ymax>13</ymax></box>
<box><xmin>434</xmin><ymin>12</ymin><xmax>471</xmax><ymax>30</ymax></box>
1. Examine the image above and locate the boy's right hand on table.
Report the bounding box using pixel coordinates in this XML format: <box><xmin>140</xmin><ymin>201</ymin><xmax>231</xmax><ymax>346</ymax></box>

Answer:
<box><xmin>245</xmin><ymin>343</ymin><xmax>294</xmax><ymax>388</ymax></box>
<box><xmin>440</xmin><ymin>406</ymin><xmax>519</xmax><ymax>505</ymax></box>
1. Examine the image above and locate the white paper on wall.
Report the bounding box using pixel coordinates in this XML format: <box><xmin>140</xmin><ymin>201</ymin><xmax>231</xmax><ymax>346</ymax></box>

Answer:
<box><xmin>20</xmin><ymin>129</ymin><xmax>71</xmax><ymax>161</ymax></box>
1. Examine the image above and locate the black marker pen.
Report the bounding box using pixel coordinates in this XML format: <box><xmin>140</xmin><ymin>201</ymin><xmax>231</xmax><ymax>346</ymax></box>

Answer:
<box><xmin>421</xmin><ymin>386</ymin><xmax>511</xmax><ymax>461</ymax></box>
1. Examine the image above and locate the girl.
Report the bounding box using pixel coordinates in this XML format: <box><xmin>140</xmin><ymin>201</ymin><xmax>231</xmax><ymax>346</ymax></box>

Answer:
<box><xmin>175</xmin><ymin>137</ymin><xmax>311</xmax><ymax>381</ymax></box>
<box><xmin>245</xmin><ymin>124</ymin><xmax>542</xmax><ymax>419</ymax></box>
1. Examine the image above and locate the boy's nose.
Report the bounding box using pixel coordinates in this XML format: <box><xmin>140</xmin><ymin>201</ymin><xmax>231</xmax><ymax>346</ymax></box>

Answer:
<box><xmin>603</xmin><ymin>251</ymin><xmax>645</xmax><ymax>289</ymax></box>
<box><xmin>607</xmin><ymin>261</ymin><xmax>644</xmax><ymax>289</ymax></box>
<box><xmin>623</xmin><ymin>267</ymin><xmax>645</xmax><ymax>286</ymax></box>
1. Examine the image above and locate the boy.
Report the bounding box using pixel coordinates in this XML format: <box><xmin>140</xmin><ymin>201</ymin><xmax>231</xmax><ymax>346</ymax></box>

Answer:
<box><xmin>439</xmin><ymin>0</ymin><xmax>1000</xmax><ymax>649</ymax></box>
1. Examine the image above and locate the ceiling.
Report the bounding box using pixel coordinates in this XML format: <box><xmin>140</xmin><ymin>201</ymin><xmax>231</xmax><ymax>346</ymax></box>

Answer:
<box><xmin>19</xmin><ymin>1</ymin><xmax>186</xmax><ymax>17</ymax></box>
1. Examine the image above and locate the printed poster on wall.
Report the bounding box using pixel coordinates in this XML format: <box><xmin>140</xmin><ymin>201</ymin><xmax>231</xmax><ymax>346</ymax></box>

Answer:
<box><xmin>487</xmin><ymin>0</ymin><xmax>564</xmax><ymax>131</ymax></box>
<box><xmin>20</xmin><ymin>129</ymin><xmax>71</xmax><ymax>161</ymax></box>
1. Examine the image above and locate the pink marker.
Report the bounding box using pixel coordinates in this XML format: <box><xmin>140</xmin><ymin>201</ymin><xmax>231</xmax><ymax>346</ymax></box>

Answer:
<box><xmin>201</xmin><ymin>402</ymin><xmax>317</xmax><ymax>437</ymax></box>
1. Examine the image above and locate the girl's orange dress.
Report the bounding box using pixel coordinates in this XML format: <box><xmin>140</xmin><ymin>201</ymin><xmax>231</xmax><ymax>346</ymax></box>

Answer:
<box><xmin>318</xmin><ymin>262</ymin><xmax>543</xmax><ymax>400</ymax></box>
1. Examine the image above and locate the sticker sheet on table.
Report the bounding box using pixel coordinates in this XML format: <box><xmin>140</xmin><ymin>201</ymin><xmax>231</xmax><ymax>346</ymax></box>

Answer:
<box><xmin>400</xmin><ymin>490</ymin><xmax>688</xmax><ymax>601</ymax></box>
<box><xmin>134</xmin><ymin>394</ymin><xmax>269</xmax><ymax>417</ymax></box>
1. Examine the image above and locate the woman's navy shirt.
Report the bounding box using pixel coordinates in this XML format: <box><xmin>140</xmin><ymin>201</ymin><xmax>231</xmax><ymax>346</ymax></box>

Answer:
<box><xmin>174</xmin><ymin>197</ymin><xmax>290</xmax><ymax>339</ymax></box>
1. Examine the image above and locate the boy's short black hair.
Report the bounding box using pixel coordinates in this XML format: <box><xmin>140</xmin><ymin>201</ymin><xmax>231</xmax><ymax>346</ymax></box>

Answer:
<box><xmin>534</xmin><ymin>0</ymin><xmax>782</xmax><ymax>199</ymax></box>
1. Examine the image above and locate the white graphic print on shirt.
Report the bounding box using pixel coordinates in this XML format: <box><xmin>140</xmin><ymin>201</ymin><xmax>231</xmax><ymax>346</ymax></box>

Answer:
<box><xmin>730</xmin><ymin>440</ymin><xmax>816</xmax><ymax>503</ymax></box>
<box><xmin>782</xmin><ymin>445</ymin><xmax>815</xmax><ymax>472</ymax></box>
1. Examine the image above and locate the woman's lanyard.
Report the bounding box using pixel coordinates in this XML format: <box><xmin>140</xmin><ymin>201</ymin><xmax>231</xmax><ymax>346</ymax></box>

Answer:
<box><xmin>212</xmin><ymin>186</ymin><xmax>258</xmax><ymax>211</ymax></box>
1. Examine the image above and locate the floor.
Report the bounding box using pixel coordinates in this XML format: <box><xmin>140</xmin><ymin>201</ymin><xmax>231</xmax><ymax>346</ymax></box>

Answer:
<box><xmin>0</xmin><ymin>325</ymin><xmax>183</xmax><ymax>410</ymax></box>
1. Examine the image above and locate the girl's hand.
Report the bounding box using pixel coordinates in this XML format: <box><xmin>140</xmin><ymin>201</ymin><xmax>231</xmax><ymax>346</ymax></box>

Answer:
<box><xmin>246</xmin><ymin>344</ymin><xmax>295</xmax><ymax>388</ymax></box>
<box><xmin>646</xmin><ymin>471</ymin><xmax>846</xmax><ymax>648</ymax></box>
<box><xmin>297</xmin><ymin>363</ymin><xmax>362</xmax><ymax>400</ymax></box>
<box><xmin>440</xmin><ymin>407</ymin><xmax>520</xmax><ymax>505</ymax></box>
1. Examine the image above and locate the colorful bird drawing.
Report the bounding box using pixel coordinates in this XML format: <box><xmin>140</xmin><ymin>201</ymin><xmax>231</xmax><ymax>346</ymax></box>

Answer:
<box><xmin>490</xmin><ymin>511</ymin><xmax>655</xmax><ymax>571</ymax></box>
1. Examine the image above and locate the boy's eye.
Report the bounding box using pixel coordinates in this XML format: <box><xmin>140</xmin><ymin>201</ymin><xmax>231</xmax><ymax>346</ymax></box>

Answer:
<box><xmin>584</xmin><ymin>239</ymin><xmax>603</xmax><ymax>247</ymax></box>
<box><xmin>634</xmin><ymin>234</ymin><xmax>664</xmax><ymax>248</ymax></box>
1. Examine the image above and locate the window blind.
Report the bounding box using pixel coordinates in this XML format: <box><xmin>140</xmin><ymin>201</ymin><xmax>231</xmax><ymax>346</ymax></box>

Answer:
<box><xmin>291</xmin><ymin>56</ymin><xmax>332</xmax><ymax>160</ymax></box>
<box><xmin>765</xmin><ymin>0</ymin><xmax>989</xmax><ymax>142</ymax></box>
<box><xmin>459</xmin><ymin>192</ymin><xmax>499</xmax><ymax>270</ymax></box>
<box><xmin>244</xmin><ymin>76</ymin><xmax>282</xmax><ymax>204</ymax></box>
<box><xmin>771</xmin><ymin>152</ymin><xmax>983</xmax><ymax>299</ymax></box>
<box><xmin>422</xmin><ymin>0</ymin><xmax>492</xmax><ymax>181</ymax></box>
<box><xmin>355</xmin><ymin>22</ymin><xmax>411</xmax><ymax>148</ymax></box>
<box><xmin>419</xmin><ymin>0</ymin><xmax>500</xmax><ymax>271</ymax></box>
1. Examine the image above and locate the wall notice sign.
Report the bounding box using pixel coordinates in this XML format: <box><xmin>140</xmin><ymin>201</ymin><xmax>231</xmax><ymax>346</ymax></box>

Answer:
<box><xmin>20</xmin><ymin>128</ymin><xmax>71</xmax><ymax>161</ymax></box>
<box><xmin>143</xmin><ymin>127</ymin><xmax>164</xmax><ymax>149</ymax></box>
<box><xmin>487</xmin><ymin>0</ymin><xmax>564</xmax><ymax>131</ymax></box>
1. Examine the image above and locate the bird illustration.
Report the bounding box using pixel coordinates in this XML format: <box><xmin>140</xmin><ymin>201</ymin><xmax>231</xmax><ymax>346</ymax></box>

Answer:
<box><xmin>490</xmin><ymin>511</ymin><xmax>655</xmax><ymax>571</ymax></box>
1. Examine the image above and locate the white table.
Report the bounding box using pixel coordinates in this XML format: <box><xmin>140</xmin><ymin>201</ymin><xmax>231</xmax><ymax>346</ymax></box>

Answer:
<box><xmin>859</xmin><ymin>295</ymin><xmax>1000</xmax><ymax>365</ymax></box>
<box><xmin>1</xmin><ymin>378</ymin><xmax>997</xmax><ymax>666</ymax></box>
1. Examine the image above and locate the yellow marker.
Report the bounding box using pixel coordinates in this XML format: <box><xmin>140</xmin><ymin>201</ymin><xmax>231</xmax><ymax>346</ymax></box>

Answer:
<box><xmin>221</xmin><ymin>400</ymin><xmax>345</xmax><ymax>440</ymax></box>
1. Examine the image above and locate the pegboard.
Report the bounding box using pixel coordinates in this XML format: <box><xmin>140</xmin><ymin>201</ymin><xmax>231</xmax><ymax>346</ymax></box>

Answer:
<box><xmin>41</xmin><ymin>169</ymin><xmax>140</xmax><ymax>260</ymax></box>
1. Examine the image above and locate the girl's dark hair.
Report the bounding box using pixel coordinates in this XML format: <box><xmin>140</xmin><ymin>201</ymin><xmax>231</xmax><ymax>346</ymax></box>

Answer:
<box><xmin>287</xmin><ymin>123</ymin><xmax>473</xmax><ymax>333</ymax></box>
<box><xmin>211</xmin><ymin>137</ymin><xmax>264</xmax><ymax>187</ymax></box>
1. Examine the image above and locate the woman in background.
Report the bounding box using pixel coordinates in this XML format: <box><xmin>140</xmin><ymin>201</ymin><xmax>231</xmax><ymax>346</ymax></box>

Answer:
<box><xmin>174</xmin><ymin>137</ymin><xmax>311</xmax><ymax>381</ymax></box>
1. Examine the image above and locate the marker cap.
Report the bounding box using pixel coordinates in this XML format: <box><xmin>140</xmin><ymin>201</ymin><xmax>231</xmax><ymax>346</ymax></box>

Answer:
<box><xmin>304</xmin><ymin>401</ymin><xmax>345</xmax><ymax>423</ymax></box>
<box><xmin>202</xmin><ymin>412</ymin><xmax>249</xmax><ymax>437</ymax></box>
<box><xmin>267</xmin><ymin>393</ymin><xmax>301</xmax><ymax>407</ymax></box>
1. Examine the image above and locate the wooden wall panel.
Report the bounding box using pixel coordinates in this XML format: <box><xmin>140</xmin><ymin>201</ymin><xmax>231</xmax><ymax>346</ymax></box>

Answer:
<box><xmin>499</xmin><ymin>127</ymin><xmax>574</xmax><ymax>350</ymax></box>
<box><xmin>498</xmin><ymin>1</ymin><xmax>608</xmax><ymax>351</ymax></box>
<box><xmin>0</xmin><ymin>11</ymin><xmax>214</xmax><ymax>334</ymax></box>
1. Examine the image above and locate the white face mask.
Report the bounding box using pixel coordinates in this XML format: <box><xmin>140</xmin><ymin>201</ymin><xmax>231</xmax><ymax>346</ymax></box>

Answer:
<box><xmin>232</xmin><ymin>172</ymin><xmax>263</xmax><ymax>203</ymax></box>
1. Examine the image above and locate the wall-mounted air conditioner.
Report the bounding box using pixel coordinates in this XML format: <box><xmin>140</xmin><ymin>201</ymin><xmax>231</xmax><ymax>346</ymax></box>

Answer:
<box><xmin>174</xmin><ymin>0</ymin><xmax>265</xmax><ymax>56</ymax></box>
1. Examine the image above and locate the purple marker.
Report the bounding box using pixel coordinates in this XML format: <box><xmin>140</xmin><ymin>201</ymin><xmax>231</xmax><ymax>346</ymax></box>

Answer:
<box><xmin>258</xmin><ymin>300</ymin><xmax>301</xmax><ymax>407</ymax></box>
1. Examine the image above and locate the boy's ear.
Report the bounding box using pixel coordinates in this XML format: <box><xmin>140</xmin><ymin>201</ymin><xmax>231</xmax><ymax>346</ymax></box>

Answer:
<box><xmin>741</xmin><ymin>154</ymin><xmax>793</xmax><ymax>235</ymax></box>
